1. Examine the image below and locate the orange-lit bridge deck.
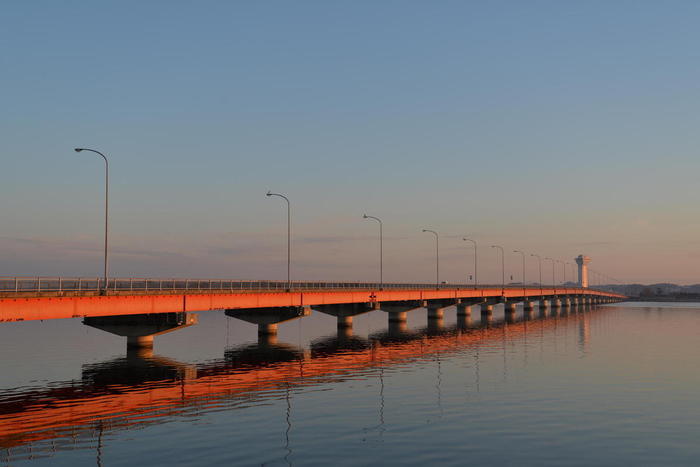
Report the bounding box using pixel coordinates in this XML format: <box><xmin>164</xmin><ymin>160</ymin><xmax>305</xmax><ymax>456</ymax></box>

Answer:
<box><xmin>0</xmin><ymin>278</ymin><xmax>625</xmax><ymax>322</ymax></box>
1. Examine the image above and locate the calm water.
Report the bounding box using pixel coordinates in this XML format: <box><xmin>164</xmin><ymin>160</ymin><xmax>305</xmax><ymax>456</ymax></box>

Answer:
<box><xmin>1</xmin><ymin>302</ymin><xmax>700</xmax><ymax>466</ymax></box>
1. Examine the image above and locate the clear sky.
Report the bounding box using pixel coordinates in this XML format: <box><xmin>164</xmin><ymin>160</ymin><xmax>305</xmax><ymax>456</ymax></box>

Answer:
<box><xmin>2</xmin><ymin>1</ymin><xmax>700</xmax><ymax>284</ymax></box>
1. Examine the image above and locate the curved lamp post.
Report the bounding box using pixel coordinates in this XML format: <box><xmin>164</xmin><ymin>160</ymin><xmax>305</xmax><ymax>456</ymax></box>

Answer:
<box><xmin>567</xmin><ymin>262</ymin><xmax>576</xmax><ymax>288</ymax></box>
<box><xmin>73</xmin><ymin>148</ymin><xmax>109</xmax><ymax>293</ymax></box>
<box><xmin>463</xmin><ymin>238</ymin><xmax>477</xmax><ymax>288</ymax></box>
<box><xmin>363</xmin><ymin>214</ymin><xmax>383</xmax><ymax>289</ymax></box>
<box><xmin>545</xmin><ymin>257</ymin><xmax>556</xmax><ymax>294</ymax></box>
<box><xmin>491</xmin><ymin>245</ymin><xmax>505</xmax><ymax>296</ymax></box>
<box><xmin>557</xmin><ymin>260</ymin><xmax>566</xmax><ymax>286</ymax></box>
<box><xmin>422</xmin><ymin>229</ymin><xmax>439</xmax><ymax>289</ymax></box>
<box><xmin>531</xmin><ymin>254</ymin><xmax>543</xmax><ymax>296</ymax></box>
<box><xmin>513</xmin><ymin>250</ymin><xmax>525</xmax><ymax>295</ymax></box>
<box><xmin>266</xmin><ymin>191</ymin><xmax>291</xmax><ymax>291</ymax></box>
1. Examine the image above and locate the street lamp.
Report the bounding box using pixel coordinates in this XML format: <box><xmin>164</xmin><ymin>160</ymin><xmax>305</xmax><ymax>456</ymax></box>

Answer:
<box><xmin>73</xmin><ymin>148</ymin><xmax>109</xmax><ymax>293</ymax></box>
<box><xmin>513</xmin><ymin>250</ymin><xmax>525</xmax><ymax>294</ymax></box>
<box><xmin>545</xmin><ymin>257</ymin><xmax>556</xmax><ymax>293</ymax></box>
<box><xmin>491</xmin><ymin>245</ymin><xmax>505</xmax><ymax>295</ymax></box>
<box><xmin>463</xmin><ymin>238</ymin><xmax>477</xmax><ymax>288</ymax></box>
<box><xmin>556</xmin><ymin>260</ymin><xmax>565</xmax><ymax>286</ymax></box>
<box><xmin>266</xmin><ymin>191</ymin><xmax>291</xmax><ymax>291</ymax></box>
<box><xmin>567</xmin><ymin>262</ymin><xmax>575</xmax><ymax>288</ymax></box>
<box><xmin>531</xmin><ymin>254</ymin><xmax>543</xmax><ymax>297</ymax></box>
<box><xmin>363</xmin><ymin>214</ymin><xmax>383</xmax><ymax>289</ymax></box>
<box><xmin>422</xmin><ymin>229</ymin><xmax>439</xmax><ymax>288</ymax></box>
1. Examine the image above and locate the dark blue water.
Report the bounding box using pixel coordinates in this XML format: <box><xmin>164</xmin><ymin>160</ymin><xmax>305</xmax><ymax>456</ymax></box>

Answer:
<box><xmin>1</xmin><ymin>302</ymin><xmax>699</xmax><ymax>466</ymax></box>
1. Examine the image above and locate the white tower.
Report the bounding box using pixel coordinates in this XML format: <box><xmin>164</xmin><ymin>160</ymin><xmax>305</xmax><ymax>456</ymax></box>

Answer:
<box><xmin>575</xmin><ymin>255</ymin><xmax>591</xmax><ymax>288</ymax></box>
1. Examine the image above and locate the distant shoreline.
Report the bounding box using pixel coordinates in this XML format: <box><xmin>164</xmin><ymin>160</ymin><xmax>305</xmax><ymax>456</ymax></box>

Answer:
<box><xmin>625</xmin><ymin>297</ymin><xmax>700</xmax><ymax>302</ymax></box>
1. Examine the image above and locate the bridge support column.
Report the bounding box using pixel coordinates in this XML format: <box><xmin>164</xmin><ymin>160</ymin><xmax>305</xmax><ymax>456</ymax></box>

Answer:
<box><xmin>381</xmin><ymin>301</ymin><xmax>424</xmax><ymax>326</ymax></box>
<box><xmin>456</xmin><ymin>303</ymin><xmax>472</xmax><ymax>317</ymax></box>
<box><xmin>480</xmin><ymin>303</ymin><xmax>493</xmax><ymax>317</ymax></box>
<box><xmin>337</xmin><ymin>316</ymin><xmax>353</xmax><ymax>328</ymax></box>
<box><xmin>551</xmin><ymin>297</ymin><xmax>561</xmax><ymax>308</ymax></box>
<box><xmin>388</xmin><ymin>319</ymin><xmax>408</xmax><ymax>335</ymax></box>
<box><xmin>457</xmin><ymin>314</ymin><xmax>472</xmax><ymax>328</ymax></box>
<box><xmin>83</xmin><ymin>312</ymin><xmax>198</xmax><ymax>350</ymax></box>
<box><xmin>258</xmin><ymin>323</ymin><xmax>278</xmax><ymax>335</ymax></box>
<box><xmin>427</xmin><ymin>307</ymin><xmax>445</xmax><ymax>321</ymax></box>
<box><xmin>226</xmin><ymin>306</ymin><xmax>311</xmax><ymax>336</ymax></box>
<box><xmin>504</xmin><ymin>302</ymin><xmax>517</xmax><ymax>322</ymax></box>
<box><xmin>312</xmin><ymin>302</ymin><xmax>377</xmax><ymax>330</ymax></box>
<box><xmin>539</xmin><ymin>298</ymin><xmax>548</xmax><ymax>309</ymax></box>
<box><xmin>389</xmin><ymin>311</ymin><xmax>407</xmax><ymax>322</ymax></box>
<box><xmin>427</xmin><ymin>315</ymin><xmax>445</xmax><ymax>332</ymax></box>
<box><xmin>523</xmin><ymin>301</ymin><xmax>535</xmax><ymax>311</ymax></box>
<box><xmin>127</xmin><ymin>335</ymin><xmax>154</xmax><ymax>348</ymax></box>
<box><xmin>504</xmin><ymin>302</ymin><xmax>517</xmax><ymax>323</ymax></box>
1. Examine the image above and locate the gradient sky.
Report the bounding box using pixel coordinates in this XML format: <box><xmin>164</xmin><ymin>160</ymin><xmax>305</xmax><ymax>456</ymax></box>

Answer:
<box><xmin>3</xmin><ymin>1</ymin><xmax>700</xmax><ymax>284</ymax></box>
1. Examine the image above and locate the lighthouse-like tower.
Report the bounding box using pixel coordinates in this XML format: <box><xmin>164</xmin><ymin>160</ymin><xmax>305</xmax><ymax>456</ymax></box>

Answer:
<box><xmin>575</xmin><ymin>255</ymin><xmax>591</xmax><ymax>287</ymax></box>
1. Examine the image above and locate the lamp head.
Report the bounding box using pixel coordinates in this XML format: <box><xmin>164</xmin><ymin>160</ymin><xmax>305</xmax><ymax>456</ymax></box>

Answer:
<box><xmin>363</xmin><ymin>214</ymin><xmax>368</xmax><ymax>218</ymax></box>
<box><xmin>74</xmin><ymin>148</ymin><xmax>83</xmax><ymax>152</ymax></box>
<box><xmin>266</xmin><ymin>190</ymin><xmax>272</xmax><ymax>196</ymax></box>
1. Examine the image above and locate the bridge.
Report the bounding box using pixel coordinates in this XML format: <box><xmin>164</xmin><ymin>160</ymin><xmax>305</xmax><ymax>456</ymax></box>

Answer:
<box><xmin>0</xmin><ymin>276</ymin><xmax>625</xmax><ymax>349</ymax></box>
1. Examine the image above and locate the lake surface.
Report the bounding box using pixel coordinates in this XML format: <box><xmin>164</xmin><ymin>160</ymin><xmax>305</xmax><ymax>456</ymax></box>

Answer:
<box><xmin>1</xmin><ymin>302</ymin><xmax>699</xmax><ymax>466</ymax></box>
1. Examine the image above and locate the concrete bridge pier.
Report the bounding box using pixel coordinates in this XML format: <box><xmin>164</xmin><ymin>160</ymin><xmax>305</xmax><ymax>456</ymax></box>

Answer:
<box><xmin>427</xmin><ymin>306</ymin><xmax>446</xmax><ymax>321</ymax></box>
<box><xmin>312</xmin><ymin>302</ymin><xmax>378</xmax><ymax>329</ymax></box>
<box><xmin>504</xmin><ymin>302</ymin><xmax>517</xmax><ymax>323</ymax></box>
<box><xmin>539</xmin><ymin>298</ymin><xmax>548</xmax><ymax>310</ymax></box>
<box><xmin>426</xmin><ymin>299</ymin><xmax>458</xmax><ymax>322</ymax></box>
<box><xmin>550</xmin><ymin>297</ymin><xmax>562</xmax><ymax>308</ymax></box>
<box><xmin>83</xmin><ymin>312</ymin><xmax>198</xmax><ymax>350</ymax></box>
<box><xmin>456</xmin><ymin>302</ymin><xmax>473</xmax><ymax>317</ymax></box>
<box><xmin>427</xmin><ymin>315</ymin><xmax>445</xmax><ymax>333</ymax></box>
<box><xmin>381</xmin><ymin>301</ymin><xmax>426</xmax><ymax>326</ymax></box>
<box><xmin>480</xmin><ymin>302</ymin><xmax>494</xmax><ymax>318</ymax></box>
<box><xmin>457</xmin><ymin>314</ymin><xmax>472</xmax><ymax>328</ymax></box>
<box><xmin>225</xmin><ymin>306</ymin><xmax>311</xmax><ymax>335</ymax></box>
<box><xmin>337</xmin><ymin>325</ymin><xmax>354</xmax><ymax>340</ymax></box>
<box><xmin>388</xmin><ymin>319</ymin><xmax>408</xmax><ymax>335</ymax></box>
<box><xmin>524</xmin><ymin>308</ymin><xmax>536</xmax><ymax>320</ymax></box>
<box><xmin>523</xmin><ymin>300</ymin><xmax>535</xmax><ymax>311</ymax></box>
<box><xmin>389</xmin><ymin>311</ymin><xmax>407</xmax><ymax>322</ymax></box>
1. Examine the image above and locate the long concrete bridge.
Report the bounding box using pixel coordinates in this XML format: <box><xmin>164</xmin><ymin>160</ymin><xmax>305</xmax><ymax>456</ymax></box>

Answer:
<box><xmin>0</xmin><ymin>277</ymin><xmax>625</xmax><ymax>349</ymax></box>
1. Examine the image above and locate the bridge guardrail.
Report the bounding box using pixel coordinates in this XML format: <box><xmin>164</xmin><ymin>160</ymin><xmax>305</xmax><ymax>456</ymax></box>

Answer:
<box><xmin>0</xmin><ymin>277</ymin><xmax>613</xmax><ymax>294</ymax></box>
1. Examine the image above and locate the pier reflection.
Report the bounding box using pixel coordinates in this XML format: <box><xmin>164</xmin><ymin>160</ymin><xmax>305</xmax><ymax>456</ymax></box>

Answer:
<box><xmin>0</xmin><ymin>305</ymin><xmax>603</xmax><ymax>462</ymax></box>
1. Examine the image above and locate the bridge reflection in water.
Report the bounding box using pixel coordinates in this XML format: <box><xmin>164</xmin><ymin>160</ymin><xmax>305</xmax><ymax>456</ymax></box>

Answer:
<box><xmin>0</xmin><ymin>304</ymin><xmax>600</xmax><ymax>463</ymax></box>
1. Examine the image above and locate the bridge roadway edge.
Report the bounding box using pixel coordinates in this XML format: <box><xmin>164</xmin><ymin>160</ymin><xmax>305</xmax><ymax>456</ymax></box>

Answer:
<box><xmin>0</xmin><ymin>287</ymin><xmax>625</xmax><ymax>322</ymax></box>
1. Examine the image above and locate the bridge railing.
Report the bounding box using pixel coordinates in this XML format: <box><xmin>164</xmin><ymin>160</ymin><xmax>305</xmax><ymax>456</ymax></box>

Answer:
<box><xmin>0</xmin><ymin>277</ymin><xmax>609</xmax><ymax>294</ymax></box>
